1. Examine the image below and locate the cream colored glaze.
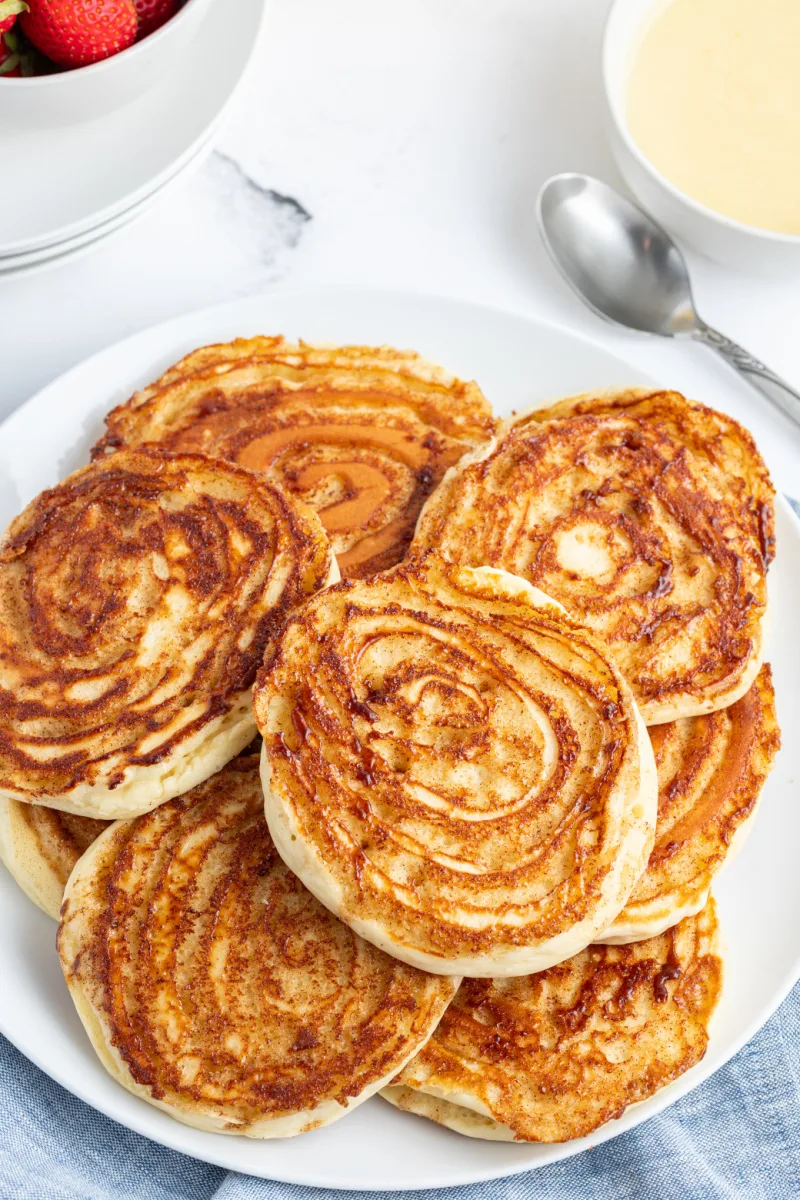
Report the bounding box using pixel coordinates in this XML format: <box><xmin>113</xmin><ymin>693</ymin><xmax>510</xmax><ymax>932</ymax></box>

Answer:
<box><xmin>627</xmin><ymin>0</ymin><xmax>800</xmax><ymax>234</ymax></box>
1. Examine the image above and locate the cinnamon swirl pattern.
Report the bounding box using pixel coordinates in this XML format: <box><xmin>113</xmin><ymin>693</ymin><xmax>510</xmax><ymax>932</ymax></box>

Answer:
<box><xmin>58</xmin><ymin>756</ymin><xmax>458</xmax><ymax>1138</ymax></box>
<box><xmin>600</xmin><ymin>665</ymin><xmax>779</xmax><ymax>944</ymax></box>
<box><xmin>254</xmin><ymin>555</ymin><xmax>658</xmax><ymax>978</ymax></box>
<box><xmin>0</xmin><ymin>800</ymin><xmax>107</xmax><ymax>919</ymax></box>
<box><xmin>531</xmin><ymin>388</ymin><xmax>776</xmax><ymax>566</ymax></box>
<box><xmin>0</xmin><ymin>449</ymin><xmax>333</xmax><ymax>820</ymax></box>
<box><xmin>382</xmin><ymin>900</ymin><xmax>723</xmax><ymax>1143</ymax></box>
<box><xmin>412</xmin><ymin>389</ymin><xmax>772</xmax><ymax>724</ymax></box>
<box><xmin>92</xmin><ymin>338</ymin><xmax>495</xmax><ymax>578</ymax></box>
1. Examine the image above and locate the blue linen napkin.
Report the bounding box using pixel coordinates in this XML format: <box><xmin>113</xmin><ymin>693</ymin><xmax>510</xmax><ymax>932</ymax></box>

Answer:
<box><xmin>2</xmin><ymin>503</ymin><xmax>798</xmax><ymax>1200</ymax></box>
<box><xmin>2</xmin><ymin>979</ymin><xmax>799</xmax><ymax>1200</ymax></box>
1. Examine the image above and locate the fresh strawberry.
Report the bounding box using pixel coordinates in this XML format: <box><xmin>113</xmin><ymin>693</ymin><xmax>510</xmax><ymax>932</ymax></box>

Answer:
<box><xmin>0</xmin><ymin>0</ymin><xmax>28</xmax><ymax>36</ymax></box>
<box><xmin>21</xmin><ymin>0</ymin><xmax>137</xmax><ymax>68</ymax></box>
<box><xmin>135</xmin><ymin>0</ymin><xmax>178</xmax><ymax>39</ymax></box>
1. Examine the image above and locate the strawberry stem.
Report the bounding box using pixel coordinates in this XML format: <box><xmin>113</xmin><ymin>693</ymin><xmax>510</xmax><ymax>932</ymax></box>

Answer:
<box><xmin>0</xmin><ymin>0</ymin><xmax>28</xmax><ymax>20</ymax></box>
<box><xmin>0</xmin><ymin>31</ymin><xmax>19</xmax><ymax>72</ymax></box>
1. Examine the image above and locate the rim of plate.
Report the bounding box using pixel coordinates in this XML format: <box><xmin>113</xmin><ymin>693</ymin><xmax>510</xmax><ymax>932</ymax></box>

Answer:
<box><xmin>0</xmin><ymin>288</ymin><xmax>797</xmax><ymax>1190</ymax></box>
<box><xmin>0</xmin><ymin>0</ymin><xmax>267</xmax><ymax>259</ymax></box>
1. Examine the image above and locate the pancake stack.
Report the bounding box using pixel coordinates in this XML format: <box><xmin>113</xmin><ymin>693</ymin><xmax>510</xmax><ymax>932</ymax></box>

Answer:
<box><xmin>0</xmin><ymin>348</ymin><xmax>779</xmax><ymax>1147</ymax></box>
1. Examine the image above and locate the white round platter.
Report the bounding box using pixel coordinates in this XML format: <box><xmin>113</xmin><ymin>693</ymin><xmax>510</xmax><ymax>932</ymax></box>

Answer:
<box><xmin>0</xmin><ymin>289</ymin><xmax>797</xmax><ymax>1191</ymax></box>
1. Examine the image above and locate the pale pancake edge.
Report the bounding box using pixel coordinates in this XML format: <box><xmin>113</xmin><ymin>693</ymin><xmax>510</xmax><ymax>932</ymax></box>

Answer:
<box><xmin>0</xmin><ymin>798</ymin><xmax>107</xmax><ymax>920</ymax></box>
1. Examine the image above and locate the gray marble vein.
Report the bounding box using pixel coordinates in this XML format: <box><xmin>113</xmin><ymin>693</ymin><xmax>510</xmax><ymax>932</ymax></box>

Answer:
<box><xmin>203</xmin><ymin>151</ymin><xmax>312</xmax><ymax>268</ymax></box>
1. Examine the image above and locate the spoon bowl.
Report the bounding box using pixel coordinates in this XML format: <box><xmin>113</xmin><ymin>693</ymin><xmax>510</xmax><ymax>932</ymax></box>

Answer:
<box><xmin>537</xmin><ymin>174</ymin><xmax>697</xmax><ymax>336</ymax></box>
<box><xmin>536</xmin><ymin>172</ymin><xmax>800</xmax><ymax>431</ymax></box>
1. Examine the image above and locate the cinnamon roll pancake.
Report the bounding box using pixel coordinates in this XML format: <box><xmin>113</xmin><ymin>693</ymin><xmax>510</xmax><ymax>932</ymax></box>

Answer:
<box><xmin>254</xmin><ymin>555</ymin><xmax>657</xmax><ymax>978</ymax></box>
<box><xmin>0</xmin><ymin>449</ymin><xmax>333</xmax><ymax>820</ymax></box>
<box><xmin>0</xmin><ymin>799</ymin><xmax>107</xmax><ymax>919</ymax></box>
<box><xmin>412</xmin><ymin>388</ymin><xmax>772</xmax><ymax>724</ymax></box>
<box><xmin>600</xmin><ymin>665</ymin><xmax>779</xmax><ymax>944</ymax></box>
<box><xmin>381</xmin><ymin>900</ymin><xmax>723</xmax><ymax>1143</ymax></box>
<box><xmin>93</xmin><ymin>338</ymin><xmax>495</xmax><ymax>579</ymax></box>
<box><xmin>58</xmin><ymin>756</ymin><xmax>458</xmax><ymax>1138</ymax></box>
<box><xmin>528</xmin><ymin>388</ymin><xmax>775</xmax><ymax>565</ymax></box>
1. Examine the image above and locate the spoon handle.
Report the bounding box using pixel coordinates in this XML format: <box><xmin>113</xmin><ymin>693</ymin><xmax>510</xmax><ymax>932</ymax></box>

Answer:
<box><xmin>692</xmin><ymin>323</ymin><xmax>800</xmax><ymax>432</ymax></box>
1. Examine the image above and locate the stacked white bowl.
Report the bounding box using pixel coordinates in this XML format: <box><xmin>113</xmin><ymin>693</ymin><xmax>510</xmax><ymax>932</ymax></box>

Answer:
<box><xmin>0</xmin><ymin>0</ymin><xmax>266</xmax><ymax>277</ymax></box>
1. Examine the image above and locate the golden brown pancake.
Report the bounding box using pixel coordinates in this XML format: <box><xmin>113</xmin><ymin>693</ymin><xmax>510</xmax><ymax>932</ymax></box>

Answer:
<box><xmin>382</xmin><ymin>901</ymin><xmax>723</xmax><ymax>1142</ymax></box>
<box><xmin>254</xmin><ymin>554</ymin><xmax>657</xmax><ymax>978</ymax></box>
<box><xmin>0</xmin><ymin>799</ymin><xmax>107</xmax><ymax>919</ymax></box>
<box><xmin>530</xmin><ymin>388</ymin><xmax>775</xmax><ymax>564</ymax></box>
<box><xmin>0</xmin><ymin>448</ymin><xmax>333</xmax><ymax>820</ymax></box>
<box><xmin>92</xmin><ymin>338</ymin><xmax>495</xmax><ymax>579</ymax></box>
<box><xmin>58</xmin><ymin>756</ymin><xmax>458</xmax><ymax>1138</ymax></box>
<box><xmin>412</xmin><ymin>389</ymin><xmax>772</xmax><ymax>724</ymax></box>
<box><xmin>600</xmin><ymin>664</ymin><xmax>779</xmax><ymax>943</ymax></box>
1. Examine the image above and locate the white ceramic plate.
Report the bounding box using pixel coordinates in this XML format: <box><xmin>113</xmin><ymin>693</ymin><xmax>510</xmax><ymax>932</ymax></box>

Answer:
<box><xmin>0</xmin><ymin>0</ymin><xmax>266</xmax><ymax>259</ymax></box>
<box><xmin>0</xmin><ymin>290</ymin><xmax>797</xmax><ymax>1192</ymax></box>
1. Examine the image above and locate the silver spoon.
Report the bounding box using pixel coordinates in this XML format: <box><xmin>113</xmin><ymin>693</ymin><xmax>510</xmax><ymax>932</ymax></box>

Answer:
<box><xmin>536</xmin><ymin>172</ymin><xmax>800</xmax><ymax>432</ymax></box>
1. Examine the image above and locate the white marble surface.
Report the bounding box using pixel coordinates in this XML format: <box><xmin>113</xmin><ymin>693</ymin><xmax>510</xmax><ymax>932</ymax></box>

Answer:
<box><xmin>2</xmin><ymin>0</ymin><xmax>800</xmax><ymax>492</ymax></box>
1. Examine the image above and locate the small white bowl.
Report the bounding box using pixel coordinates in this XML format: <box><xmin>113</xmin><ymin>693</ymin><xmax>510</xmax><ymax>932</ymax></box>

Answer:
<box><xmin>603</xmin><ymin>0</ymin><xmax>800</xmax><ymax>276</ymax></box>
<box><xmin>0</xmin><ymin>0</ymin><xmax>215</xmax><ymax>129</ymax></box>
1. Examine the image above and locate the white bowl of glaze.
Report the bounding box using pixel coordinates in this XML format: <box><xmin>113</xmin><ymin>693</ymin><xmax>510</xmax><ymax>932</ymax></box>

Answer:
<box><xmin>0</xmin><ymin>0</ymin><xmax>215</xmax><ymax>129</ymax></box>
<box><xmin>603</xmin><ymin>0</ymin><xmax>800</xmax><ymax>276</ymax></box>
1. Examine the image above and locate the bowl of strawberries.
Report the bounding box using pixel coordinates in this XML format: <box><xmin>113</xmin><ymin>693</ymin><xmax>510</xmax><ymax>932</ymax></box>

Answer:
<box><xmin>0</xmin><ymin>0</ymin><xmax>215</xmax><ymax>126</ymax></box>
